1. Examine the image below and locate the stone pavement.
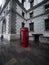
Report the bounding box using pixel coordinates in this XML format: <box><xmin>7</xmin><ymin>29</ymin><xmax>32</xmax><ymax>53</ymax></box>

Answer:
<box><xmin>0</xmin><ymin>39</ymin><xmax>49</xmax><ymax>65</ymax></box>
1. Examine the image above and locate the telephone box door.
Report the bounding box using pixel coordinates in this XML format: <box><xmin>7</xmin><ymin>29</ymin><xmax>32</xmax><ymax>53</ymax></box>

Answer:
<box><xmin>20</xmin><ymin>27</ymin><xmax>29</xmax><ymax>47</ymax></box>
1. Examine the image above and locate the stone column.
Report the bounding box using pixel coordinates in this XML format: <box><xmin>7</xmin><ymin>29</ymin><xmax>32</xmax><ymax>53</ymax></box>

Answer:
<box><xmin>9</xmin><ymin>0</ymin><xmax>17</xmax><ymax>41</ymax></box>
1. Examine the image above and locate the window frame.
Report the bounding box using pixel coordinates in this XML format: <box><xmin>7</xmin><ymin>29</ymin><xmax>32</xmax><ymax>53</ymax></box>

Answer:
<box><xmin>2</xmin><ymin>19</ymin><xmax>6</xmax><ymax>33</ymax></box>
<box><xmin>22</xmin><ymin>11</ymin><xmax>25</xmax><ymax>17</ymax></box>
<box><xmin>30</xmin><ymin>12</ymin><xmax>33</xmax><ymax>18</ymax></box>
<box><xmin>45</xmin><ymin>4</ymin><xmax>49</xmax><ymax>11</ymax></box>
<box><xmin>29</xmin><ymin>22</ymin><xmax>34</xmax><ymax>31</ymax></box>
<box><xmin>22</xmin><ymin>0</ymin><xmax>24</xmax><ymax>6</ymax></box>
<box><xmin>30</xmin><ymin>0</ymin><xmax>34</xmax><ymax>8</ymax></box>
<box><xmin>22</xmin><ymin>22</ymin><xmax>25</xmax><ymax>27</ymax></box>
<box><xmin>45</xmin><ymin>19</ymin><xmax>49</xmax><ymax>31</ymax></box>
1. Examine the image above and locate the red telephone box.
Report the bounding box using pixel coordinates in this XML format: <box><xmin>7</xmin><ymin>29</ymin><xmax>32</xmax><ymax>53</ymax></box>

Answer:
<box><xmin>20</xmin><ymin>27</ymin><xmax>29</xmax><ymax>47</ymax></box>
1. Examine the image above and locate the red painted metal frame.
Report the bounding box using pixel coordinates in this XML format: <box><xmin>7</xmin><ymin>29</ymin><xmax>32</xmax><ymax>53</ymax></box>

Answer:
<box><xmin>20</xmin><ymin>27</ymin><xmax>29</xmax><ymax>47</ymax></box>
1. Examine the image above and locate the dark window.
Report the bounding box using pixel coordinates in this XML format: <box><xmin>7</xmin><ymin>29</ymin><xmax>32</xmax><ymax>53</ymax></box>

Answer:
<box><xmin>45</xmin><ymin>19</ymin><xmax>49</xmax><ymax>31</ymax></box>
<box><xmin>45</xmin><ymin>4</ymin><xmax>49</xmax><ymax>11</ymax></box>
<box><xmin>3</xmin><ymin>19</ymin><xmax>6</xmax><ymax>23</ymax></box>
<box><xmin>22</xmin><ymin>11</ymin><xmax>24</xmax><ymax>17</ymax></box>
<box><xmin>30</xmin><ymin>12</ymin><xmax>33</xmax><ymax>18</ymax></box>
<box><xmin>29</xmin><ymin>23</ymin><xmax>34</xmax><ymax>31</ymax></box>
<box><xmin>30</xmin><ymin>0</ymin><xmax>34</xmax><ymax>8</ymax></box>
<box><xmin>22</xmin><ymin>0</ymin><xmax>24</xmax><ymax>6</ymax></box>
<box><xmin>22</xmin><ymin>22</ymin><xmax>25</xmax><ymax>27</ymax></box>
<box><xmin>4</xmin><ymin>11</ymin><xmax>5</xmax><ymax>14</ymax></box>
<box><xmin>2</xmin><ymin>19</ymin><xmax>6</xmax><ymax>33</ymax></box>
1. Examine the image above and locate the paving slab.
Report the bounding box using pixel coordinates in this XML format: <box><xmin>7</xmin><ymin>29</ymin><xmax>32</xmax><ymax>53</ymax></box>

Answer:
<box><xmin>0</xmin><ymin>39</ymin><xmax>49</xmax><ymax>65</ymax></box>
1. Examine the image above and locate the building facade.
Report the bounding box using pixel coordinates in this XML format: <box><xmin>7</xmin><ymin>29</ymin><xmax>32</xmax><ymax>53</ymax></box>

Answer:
<box><xmin>0</xmin><ymin>0</ymin><xmax>49</xmax><ymax>43</ymax></box>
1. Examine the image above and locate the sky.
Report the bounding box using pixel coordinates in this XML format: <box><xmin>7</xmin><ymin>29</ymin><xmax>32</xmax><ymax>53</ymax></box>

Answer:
<box><xmin>0</xmin><ymin>0</ymin><xmax>43</xmax><ymax>10</ymax></box>
<box><xmin>0</xmin><ymin>0</ymin><xmax>30</xmax><ymax>10</ymax></box>
<box><xmin>0</xmin><ymin>0</ymin><xmax>2</xmax><ymax>6</ymax></box>
<box><xmin>0</xmin><ymin>0</ymin><xmax>4</xmax><ymax>7</ymax></box>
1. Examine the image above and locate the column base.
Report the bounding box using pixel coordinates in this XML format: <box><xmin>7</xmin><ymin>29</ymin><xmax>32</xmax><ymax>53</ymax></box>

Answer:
<box><xmin>10</xmin><ymin>34</ymin><xmax>20</xmax><ymax>41</ymax></box>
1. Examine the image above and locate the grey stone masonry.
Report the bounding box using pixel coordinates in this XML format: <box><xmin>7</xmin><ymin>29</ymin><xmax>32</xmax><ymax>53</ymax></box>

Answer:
<box><xmin>9</xmin><ymin>0</ymin><xmax>17</xmax><ymax>41</ymax></box>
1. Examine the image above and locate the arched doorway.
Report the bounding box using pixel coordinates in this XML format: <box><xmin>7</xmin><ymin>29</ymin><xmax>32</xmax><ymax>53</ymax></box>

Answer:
<box><xmin>2</xmin><ymin>19</ymin><xmax>6</xmax><ymax>34</ymax></box>
<box><xmin>1</xmin><ymin>19</ymin><xmax>6</xmax><ymax>40</ymax></box>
